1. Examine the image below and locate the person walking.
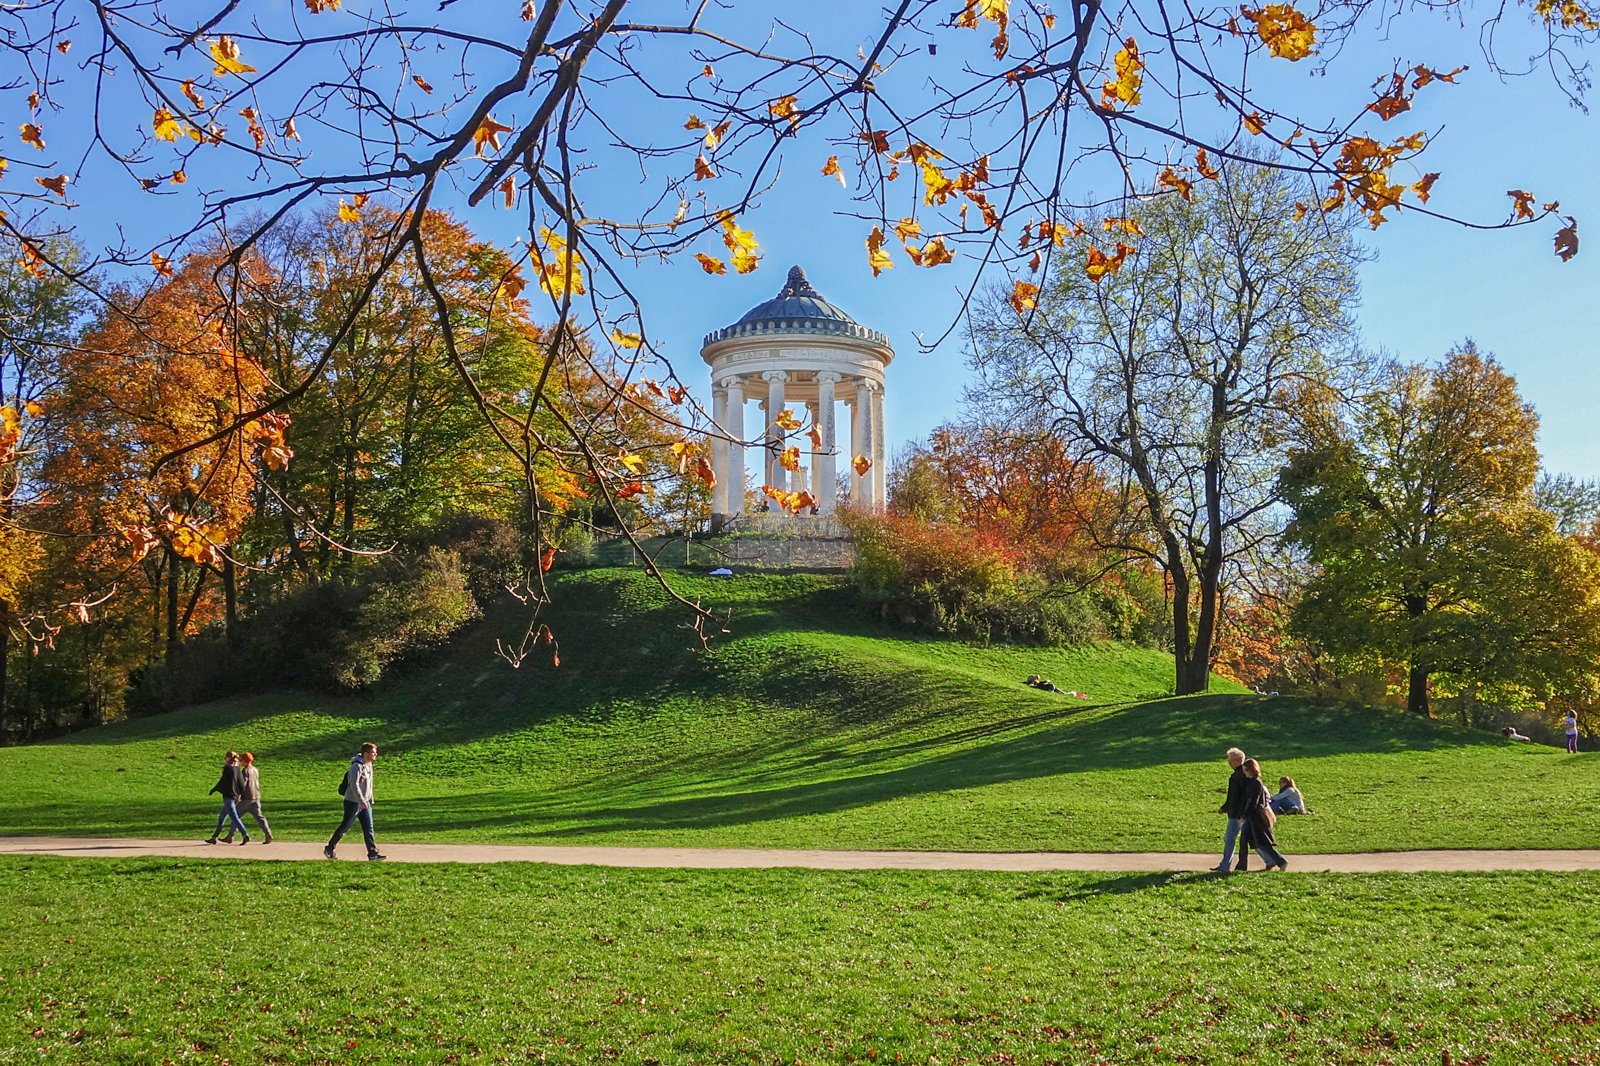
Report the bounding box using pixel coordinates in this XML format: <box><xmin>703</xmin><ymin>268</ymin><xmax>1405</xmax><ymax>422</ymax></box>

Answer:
<box><xmin>1564</xmin><ymin>711</ymin><xmax>1580</xmax><ymax>753</ymax></box>
<box><xmin>221</xmin><ymin>752</ymin><xmax>272</xmax><ymax>844</ymax></box>
<box><xmin>325</xmin><ymin>742</ymin><xmax>385</xmax><ymax>861</ymax></box>
<box><xmin>205</xmin><ymin>751</ymin><xmax>249</xmax><ymax>845</ymax></box>
<box><xmin>1214</xmin><ymin>747</ymin><xmax>1250</xmax><ymax>873</ymax></box>
<box><xmin>1239</xmin><ymin>758</ymin><xmax>1288</xmax><ymax>871</ymax></box>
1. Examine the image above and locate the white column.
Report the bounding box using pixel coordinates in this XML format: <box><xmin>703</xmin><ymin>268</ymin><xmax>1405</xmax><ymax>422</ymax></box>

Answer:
<box><xmin>806</xmin><ymin>401</ymin><xmax>822</xmax><ymax>506</ymax></box>
<box><xmin>850</xmin><ymin>380</ymin><xmax>870</xmax><ymax>508</ymax></box>
<box><xmin>815</xmin><ymin>372</ymin><xmax>839</xmax><ymax>514</ymax></box>
<box><xmin>721</xmin><ymin>375</ymin><xmax>745</xmax><ymax>516</ymax></box>
<box><xmin>762</xmin><ymin>370</ymin><xmax>787</xmax><ymax>497</ymax></box>
<box><xmin>711</xmin><ymin>385</ymin><xmax>729</xmax><ymax>517</ymax></box>
<box><xmin>869</xmin><ymin>381</ymin><xmax>887</xmax><ymax>513</ymax></box>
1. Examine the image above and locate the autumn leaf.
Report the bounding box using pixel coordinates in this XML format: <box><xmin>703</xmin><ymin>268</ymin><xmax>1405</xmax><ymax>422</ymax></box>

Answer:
<box><xmin>36</xmin><ymin>175</ymin><xmax>67</xmax><ymax>196</ymax></box>
<box><xmin>181</xmin><ymin>80</ymin><xmax>207</xmax><ymax>109</ymax></box>
<box><xmin>618</xmin><ymin>452</ymin><xmax>648</xmax><ymax>475</ymax></box>
<box><xmin>1158</xmin><ymin>167</ymin><xmax>1194</xmax><ymax>201</ymax></box>
<box><xmin>821</xmin><ymin>155</ymin><xmax>846</xmax><ymax>187</ymax></box>
<box><xmin>768</xmin><ymin>95</ymin><xmax>800</xmax><ymax>129</ymax></box>
<box><xmin>153</xmin><ymin>108</ymin><xmax>183</xmax><ymax>141</ymax></box>
<box><xmin>668</xmin><ymin>385</ymin><xmax>688</xmax><ymax>405</ymax></box>
<box><xmin>860</xmin><ymin>129</ymin><xmax>891</xmax><ymax>154</ymax></box>
<box><xmin>20</xmin><ymin>123</ymin><xmax>44</xmax><ymax>150</ymax></box>
<box><xmin>905</xmin><ymin>236</ymin><xmax>953</xmax><ymax>267</ymax></box>
<box><xmin>534</xmin><ymin>226</ymin><xmax>586</xmax><ymax>297</ymax></box>
<box><xmin>684</xmin><ymin>114</ymin><xmax>707</xmax><ymax>131</ymax></box>
<box><xmin>1196</xmin><ymin>148</ymin><xmax>1220</xmax><ymax>180</ymax></box>
<box><xmin>413</xmin><ymin>75</ymin><xmax>433</xmax><ymax>94</ymax></box>
<box><xmin>1506</xmin><ymin>189</ymin><xmax>1537</xmax><ymax>222</ymax></box>
<box><xmin>240</xmin><ymin>107</ymin><xmax>266</xmax><ymax>149</ymax></box>
<box><xmin>473</xmin><ymin>114</ymin><xmax>515</xmax><ymax>158</ymax></box>
<box><xmin>539</xmin><ymin>546</ymin><xmax>559</xmax><ymax>571</ymax></box>
<box><xmin>866</xmin><ymin>225</ymin><xmax>894</xmax><ymax>276</ymax></box>
<box><xmin>283</xmin><ymin>116</ymin><xmax>300</xmax><ymax>141</ymax></box>
<box><xmin>806</xmin><ymin>424</ymin><xmax>823</xmax><ymax>449</ymax></box>
<box><xmin>1238</xmin><ymin>4</ymin><xmax>1317</xmax><ymax>60</ymax></box>
<box><xmin>499</xmin><ymin>176</ymin><xmax>516</xmax><ymax>208</ymax></box>
<box><xmin>1411</xmin><ymin>172</ymin><xmax>1439</xmax><ymax>203</ymax></box>
<box><xmin>695</xmin><ymin>253</ymin><xmax>728</xmax><ymax>275</ymax></box>
<box><xmin>780</xmin><ymin>445</ymin><xmax>802</xmax><ymax>472</ymax></box>
<box><xmin>337</xmin><ymin>197</ymin><xmax>362</xmax><ymax>223</ymax></box>
<box><xmin>705</xmin><ymin>120</ymin><xmax>731</xmax><ymax>150</ymax></box>
<box><xmin>151</xmin><ymin>251</ymin><xmax>175</xmax><ymax>276</ymax></box>
<box><xmin>1100</xmin><ymin>37</ymin><xmax>1143</xmax><ymax>109</ymax></box>
<box><xmin>611</xmin><ymin>328</ymin><xmax>643</xmax><ymax>350</ymax></box>
<box><xmin>694</xmin><ymin>455</ymin><xmax>717</xmax><ymax>488</ymax></box>
<box><xmin>1084</xmin><ymin>243</ymin><xmax>1130</xmax><ymax>282</ymax></box>
<box><xmin>774</xmin><ymin>408</ymin><xmax>804</xmax><ymax>432</ymax></box>
<box><xmin>719</xmin><ymin>214</ymin><xmax>761</xmax><ymax>274</ymax></box>
<box><xmin>1010</xmin><ymin>279</ymin><xmax>1039</xmax><ymax>314</ymax></box>
<box><xmin>1243</xmin><ymin>112</ymin><xmax>1267</xmax><ymax>135</ymax></box>
<box><xmin>693</xmin><ymin>153</ymin><xmax>717</xmax><ymax>180</ymax></box>
<box><xmin>306</xmin><ymin>0</ymin><xmax>342</xmax><ymax>11</ymax></box>
<box><xmin>853</xmin><ymin>455</ymin><xmax>872</xmax><ymax>476</ymax></box>
<box><xmin>209</xmin><ymin>36</ymin><xmax>257</xmax><ymax>77</ymax></box>
<box><xmin>118</xmin><ymin>525</ymin><xmax>163</xmax><ymax>563</ymax></box>
<box><xmin>894</xmin><ymin>217</ymin><xmax>923</xmax><ymax>242</ymax></box>
<box><xmin>1554</xmin><ymin>216</ymin><xmax>1579</xmax><ymax>261</ymax></box>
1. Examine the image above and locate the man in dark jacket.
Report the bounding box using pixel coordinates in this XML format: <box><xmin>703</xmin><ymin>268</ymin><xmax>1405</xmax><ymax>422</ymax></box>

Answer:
<box><xmin>204</xmin><ymin>751</ymin><xmax>249</xmax><ymax>845</ymax></box>
<box><xmin>1214</xmin><ymin>747</ymin><xmax>1249</xmax><ymax>873</ymax></box>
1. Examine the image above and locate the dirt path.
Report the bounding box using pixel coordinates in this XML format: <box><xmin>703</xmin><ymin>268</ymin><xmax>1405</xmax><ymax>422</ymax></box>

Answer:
<box><xmin>5</xmin><ymin>836</ymin><xmax>1600</xmax><ymax>872</ymax></box>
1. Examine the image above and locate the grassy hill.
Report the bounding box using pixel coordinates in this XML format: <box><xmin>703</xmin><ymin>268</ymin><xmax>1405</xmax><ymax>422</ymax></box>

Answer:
<box><xmin>1</xmin><ymin>567</ymin><xmax>1594</xmax><ymax>852</ymax></box>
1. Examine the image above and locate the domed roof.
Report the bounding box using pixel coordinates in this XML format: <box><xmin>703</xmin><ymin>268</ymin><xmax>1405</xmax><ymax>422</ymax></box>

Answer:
<box><xmin>734</xmin><ymin>265</ymin><xmax>859</xmax><ymax>327</ymax></box>
<box><xmin>702</xmin><ymin>265</ymin><xmax>891</xmax><ymax>349</ymax></box>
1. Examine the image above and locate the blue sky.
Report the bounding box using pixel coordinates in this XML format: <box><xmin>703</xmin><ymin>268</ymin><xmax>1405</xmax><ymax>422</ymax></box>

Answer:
<box><xmin>11</xmin><ymin>1</ymin><xmax>1597</xmax><ymax>480</ymax></box>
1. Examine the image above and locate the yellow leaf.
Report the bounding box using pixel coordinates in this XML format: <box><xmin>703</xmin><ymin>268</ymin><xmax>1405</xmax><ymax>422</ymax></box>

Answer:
<box><xmin>151</xmin><ymin>251</ymin><xmax>175</xmax><ymax>276</ymax></box>
<box><xmin>1238</xmin><ymin>4</ymin><xmax>1317</xmax><ymax>60</ymax></box>
<box><xmin>780</xmin><ymin>445</ymin><xmax>802</xmax><ymax>472</ymax></box>
<box><xmin>720</xmin><ymin>214</ymin><xmax>761</xmax><ymax>274</ymax></box>
<box><xmin>695</xmin><ymin>253</ymin><xmax>728</xmax><ymax>275</ymax></box>
<box><xmin>866</xmin><ymin>225</ymin><xmax>894</xmax><ymax>276</ymax></box>
<box><xmin>706</xmin><ymin>120</ymin><xmax>731</xmax><ymax>150</ymax></box>
<box><xmin>153</xmin><ymin>108</ymin><xmax>183</xmax><ymax>141</ymax></box>
<box><xmin>894</xmin><ymin>217</ymin><xmax>923</xmax><ymax>242</ymax></box>
<box><xmin>23</xmin><ymin>400</ymin><xmax>44</xmax><ymax>417</ymax></box>
<box><xmin>306</xmin><ymin>0</ymin><xmax>342</xmax><ymax>10</ymax></box>
<box><xmin>1507</xmin><ymin>189</ymin><xmax>1537</xmax><ymax>222</ymax></box>
<box><xmin>618</xmin><ymin>452</ymin><xmax>648</xmax><ymax>474</ymax></box>
<box><xmin>1010</xmin><ymin>279</ymin><xmax>1039</xmax><ymax>314</ymax></box>
<box><xmin>1100</xmin><ymin>37</ymin><xmax>1142</xmax><ymax>110</ymax></box>
<box><xmin>611</xmin><ymin>328</ymin><xmax>643</xmax><ymax>350</ymax></box>
<box><xmin>768</xmin><ymin>95</ymin><xmax>799</xmax><ymax>129</ymax></box>
<box><xmin>1243</xmin><ymin>111</ymin><xmax>1267</xmax><ymax>136</ymax></box>
<box><xmin>821</xmin><ymin>155</ymin><xmax>847</xmax><ymax>188</ymax></box>
<box><xmin>905</xmin><ymin>236</ymin><xmax>953</xmax><ymax>267</ymax></box>
<box><xmin>853</xmin><ymin>455</ymin><xmax>872</xmax><ymax>477</ymax></box>
<box><xmin>473</xmin><ymin>114</ymin><xmax>515</xmax><ymax>158</ymax></box>
<box><xmin>535</xmin><ymin>226</ymin><xmax>586</xmax><ymax>298</ymax></box>
<box><xmin>337</xmin><ymin>198</ymin><xmax>361</xmax><ymax>223</ymax></box>
<box><xmin>774</xmin><ymin>408</ymin><xmax>804</xmax><ymax>431</ymax></box>
<box><xmin>209</xmin><ymin>36</ymin><xmax>257</xmax><ymax>77</ymax></box>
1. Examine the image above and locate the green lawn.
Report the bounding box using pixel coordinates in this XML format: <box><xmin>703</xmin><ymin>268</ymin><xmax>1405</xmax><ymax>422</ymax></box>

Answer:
<box><xmin>1</xmin><ymin>568</ymin><xmax>1594</xmax><ymax>853</ymax></box>
<box><xmin>4</xmin><ymin>857</ymin><xmax>1597</xmax><ymax>1065</ymax></box>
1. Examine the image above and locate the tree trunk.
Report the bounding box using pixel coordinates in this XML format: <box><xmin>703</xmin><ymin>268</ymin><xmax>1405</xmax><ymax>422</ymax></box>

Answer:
<box><xmin>166</xmin><ymin>548</ymin><xmax>180</xmax><ymax>665</ymax></box>
<box><xmin>0</xmin><ymin>598</ymin><xmax>10</xmax><ymax>741</ymax></box>
<box><xmin>1407</xmin><ymin>661</ymin><xmax>1431</xmax><ymax>716</ymax></box>
<box><xmin>223</xmin><ymin>555</ymin><xmax>238</xmax><ymax>648</ymax></box>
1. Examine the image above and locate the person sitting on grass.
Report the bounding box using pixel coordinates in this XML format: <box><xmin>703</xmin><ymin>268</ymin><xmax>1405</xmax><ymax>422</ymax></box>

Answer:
<box><xmin>1502</xmin><ymin>726</ymin><xmax>1532</xmax><ymax>742</ymax></box>
<box><xmin>1026</xmin><ymin>674</ymin><xmax>1064</xmax><ymax>694</ymax></box>
<box><xmin>1269</xmin><ymin>776</ymin><xmax>1309</xmax><ymax>814</ymax></box>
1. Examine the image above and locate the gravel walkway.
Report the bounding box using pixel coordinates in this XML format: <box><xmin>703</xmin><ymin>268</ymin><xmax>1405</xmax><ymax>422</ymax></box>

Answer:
<box><xmin>5</xmin><ymin>836</ymin><xmax>1600</xmax><ymax>872</ymax></box>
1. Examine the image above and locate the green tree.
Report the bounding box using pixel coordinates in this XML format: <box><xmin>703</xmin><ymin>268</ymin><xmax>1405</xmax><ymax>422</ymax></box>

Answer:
<box><xmin>972</xmin><ymin>160</ymin><xmax>1363</xmax><ymax>694</ymax></box>
<box><xmin>1281</xmin><ymin>344</ymin><xmax>1600</xmax><ymax>715</ymax></box>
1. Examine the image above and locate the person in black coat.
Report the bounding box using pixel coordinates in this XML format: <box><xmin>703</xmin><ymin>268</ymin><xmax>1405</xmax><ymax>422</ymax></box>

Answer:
<box><xmin>205</xmin><ymin>751</ymin><xmax>250</xmax><ymax>845</ymax></box>
<box><xmin>1237</xmin><ymin>758</ymin><xmax>1288</xmax><ymax>871</ymax></box>
<box><xmin>1215</xmin><ymin>747</ymin><xmax>1251</xmax><ymax>872</ymax></box>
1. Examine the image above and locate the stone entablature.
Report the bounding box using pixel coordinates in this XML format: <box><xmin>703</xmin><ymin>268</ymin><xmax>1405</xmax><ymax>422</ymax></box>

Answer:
<box><xmin>701</xmin><ymin>266</ymin><xmax>892</xmax><ymax>524</ymax></box>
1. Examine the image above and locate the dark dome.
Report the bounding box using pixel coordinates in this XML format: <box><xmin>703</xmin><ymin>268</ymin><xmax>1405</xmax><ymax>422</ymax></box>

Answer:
<box><xmin>703</xmin><ymin>265</ymin><xmax>890</xmax><ymax>348</ymax></box>
<box><xmin>734</xmin><ymin>266</ymin><xmax>859</xmax><ymax>326</ymax></box>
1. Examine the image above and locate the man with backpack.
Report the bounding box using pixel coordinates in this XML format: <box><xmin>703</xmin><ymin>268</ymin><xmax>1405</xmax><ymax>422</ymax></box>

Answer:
<box><xmin>324</xmin><ymin>742</ymin><xmax>386</xmax><ymax>861</ymax></box>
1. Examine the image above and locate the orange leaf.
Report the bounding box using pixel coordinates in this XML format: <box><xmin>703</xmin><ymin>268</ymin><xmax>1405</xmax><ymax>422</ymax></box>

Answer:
<box><xmin>540</xmin><ymin>546</ymin><xmax>559</xmax><ymax>571</ymax></box>
<box><xmin>473</xmin><ymin>115</ymin><xmax>515</xmax><ymax>158</ymax></box>
<box><xmin>768</xmin><ymin>95</ymin><xmax>799</xmax><ymax>128</ymax></box>
<box><xmin>1196</xmin><ymin>148</ymin><xmax>1220</xmax><ymax>180</ymax></box>
<box><xmin>806</xmin><ymin>425</ymin><xmax>823</xmax><ymax>449</ymax></box>
<box><xmin>695</xmin><ymin>253</ymin><xmax>728</xmax><ymax>275</ymax></box>
<box><xmin>413</xmin><ymin>75</ymin><xmax>433</xmax><ymax>94</ymax></box>
<box><xmin>151</xmin><ymin>251</ymin><xmax>175</xmax><ymax>276</ymax></box>
<box><xmin>893</xmin><ymin>217</ymin><xmax>922</xmax><ymax>242</ymax></box>
<box><xmin>1506</xmin><ymin>189</ymin><xmax>1537</xmax><ymax>222</ymax></box>
<box><xmin>1243</xmin><ymin>112</ymin><xmax>1267</xmax><ymax>136</ymax></box>
<box><xmin>306</xmin><ymin>0</ymin><xmax>342</xmax><ymax>10</ymax></box>
<box><xmin>1157</xmin><ymin>166</ymin><xmax>1194</xmax><ymax>201</ymax></box>
<box><xmin>774</xmin><ymin>408</ymin><xmax>804</xmax><ymax>432</ymax></box>
<box><xmin>860</xmin><ymin>129</ymin><xmax>891</xmax><ymax>154</ymax></box>
<box><xmin>693</xmin><ymin>153</ymin><xmax>717</xmax><ymax>180</ymax></box>
<box><xmin>821</xmin><ymin>155</ymin><xmax>846</xmax><ymax>188</ymax></box>
<box><xmin>1010</xmin><ymin>279</ymin><xmax>1039</xmax><ymax>314</ymax></box>
<box><xmin>684</xmin><ymin>114</ymin><xmax>707</xmax><ymax>131</ymax></box>
<box><xmin>20</xmin><ymin>123</ymin><xmax>44</xmax><ymax>150</ymax></box>
<box><xmin>35</xmin><ymin>175</ymin><xmax>67</xmax><ymax>196</ymax></box>
<box><xmin>694</xmin><ymin>455</ymin><xmax>717</xmax><ymax>487</ymax></box>
<box><xmin>780</xmin><ymin>446</ymin><xmax>802</xmax><ymax>472</ymax></box>
<box><xmin>866</xmin><ymin>225</ymin><xmax>894</xmax><ymax>276</ymax></box>
<box><xmin>499</xmin><ymin>176</ymin><xmax>516</xmax><ymax>208</ymax></box>
<box><xmin>615</xmin><ymin>480</ymin><xmax>645</xmax><ymax>500</ymax></box>
<box><xmin>1411</xmin><ymin>172</ymin><xmax>1438</xmax><ymax>203</ymax></box>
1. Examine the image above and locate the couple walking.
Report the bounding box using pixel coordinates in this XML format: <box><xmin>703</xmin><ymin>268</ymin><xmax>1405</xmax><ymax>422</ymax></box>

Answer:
<box><xmin>205</xmin><ymin>751</ymin><xmax>271</xmax><ymax>845</ymax></box>
<box><xmin>1215</xmin><ymin>746</ymin><xmax>1287</xmax><ymax>872</ymax></box>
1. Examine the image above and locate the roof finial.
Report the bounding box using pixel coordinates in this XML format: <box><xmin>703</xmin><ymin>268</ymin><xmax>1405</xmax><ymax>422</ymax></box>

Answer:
<box><xmin>779</xmin><ymin>264</ymin><xmax>821</xmax><ymax>299</ymax></box>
